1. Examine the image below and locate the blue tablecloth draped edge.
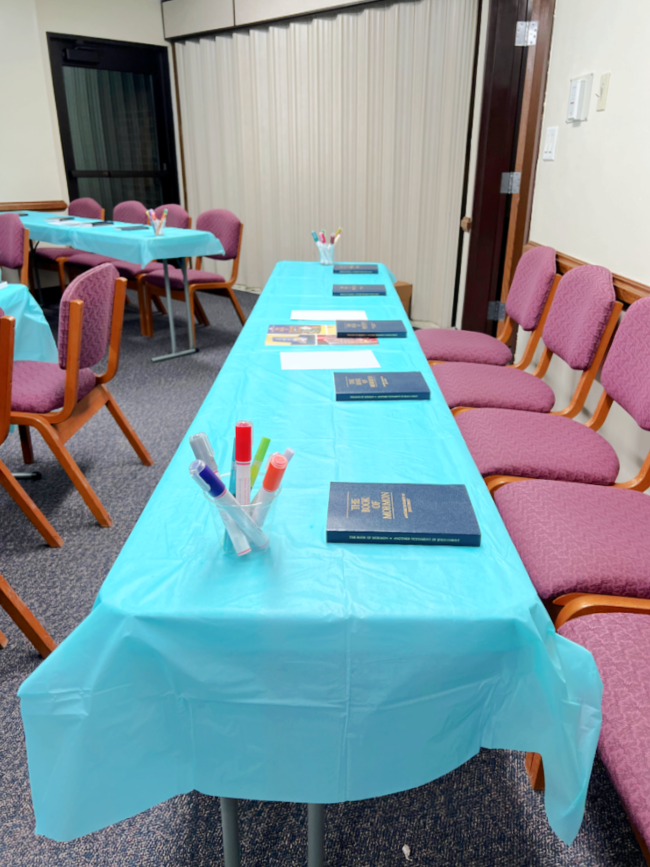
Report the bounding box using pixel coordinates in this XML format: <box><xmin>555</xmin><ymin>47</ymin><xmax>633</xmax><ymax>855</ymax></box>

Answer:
<box><xmin>18</xmin><ymin>261</ymin><xmax>602</xmax><ymax>845</ymax></box>
<box><xmin>0</xmin><ymin>283</ymin><xmax>57</xmax><ymax>363</ymax></box>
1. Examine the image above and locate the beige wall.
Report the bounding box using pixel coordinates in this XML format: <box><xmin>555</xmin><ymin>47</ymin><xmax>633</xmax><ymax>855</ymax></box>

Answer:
<box><xmin>522</xmin><ymin>0</ymin><xmax>650</xmax><ymax>483</ymax></box>
<box><xmin>0</xmin><ymin>0</ymin><xmax>169</xmax><ymax>204</ymax></box>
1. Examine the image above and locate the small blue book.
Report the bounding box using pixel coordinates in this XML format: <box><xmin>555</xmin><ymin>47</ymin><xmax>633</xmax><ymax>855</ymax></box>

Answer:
<box><xmin>334</xmin><ymin>372</ymin><xmax>430</xmax><ymax>401</ymax></box>
<box><xmin>336</xmin><ymin>320</ymin><xmax>406</xmax><ymax>338</ymax></box>
<box><xmin>333</xmin><ymin>264</ymin><xmax>379</xmax><ymax>274</ymax></box>
<box><xmin>333</xmin><ymin>284</ymin><xmax>386</xmax><ymax>296</ymax></box>
<box><xmin>326</xmin><ymin>483</ymin><xmax>481</xmax><ymax>546</ymax></box>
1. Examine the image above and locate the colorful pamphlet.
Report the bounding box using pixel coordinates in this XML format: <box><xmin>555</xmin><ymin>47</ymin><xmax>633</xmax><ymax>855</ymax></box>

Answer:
<box><xmin>326</xmin><ymin>483</ymin><xmax>481</xmax><ymax>546</ymax></box>
<box><xmin>333</xmin><ymin>372</ymin><xmax>430</xmax><ymax>401</ymax></box>
<box><xmin>266</xmin><ymin>325</ymin><xmax>377</xmax><ymax>346</ymax></box>
<box><xmin>336</xmin><ymin>320</ymin><xmax>407</xmax><ymax>338</ymax></box>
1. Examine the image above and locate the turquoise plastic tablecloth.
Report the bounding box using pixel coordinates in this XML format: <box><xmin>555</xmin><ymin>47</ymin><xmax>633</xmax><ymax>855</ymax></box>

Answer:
<box><xmin>11</xmin><ymin>211</ymin><xmax>224</xmax><ymax>267</ymax></box>
<box><xmin>19</xmin><ymin>262</ymin><xmax>602</xmax><ymax>845</ymax></box>
<box><xmin>0</xmin><ymin>283</ymin><xmax>57</xmax><ymax>362</ymax></box>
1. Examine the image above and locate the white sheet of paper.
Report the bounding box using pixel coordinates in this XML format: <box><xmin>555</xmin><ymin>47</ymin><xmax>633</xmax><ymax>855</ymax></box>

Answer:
<box><xmin>280</xmin><ymin>349</ymin><xmax>380</xmax><ymax>371</ymax></box>
<box><xmin>291</xmin><ymin>310</ymin><xmax>368</xmax><ymax>321</ymax></box>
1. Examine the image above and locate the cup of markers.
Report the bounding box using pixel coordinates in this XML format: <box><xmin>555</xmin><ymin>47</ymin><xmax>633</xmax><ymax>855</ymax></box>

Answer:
<box><xmin>147</xmin><ymin>208</ymin><xmax>167</xmax><ymax>236</ymax></box>
<box><xmin>189</xmin><ymin>424</ymin><xmax>294</xmax><ymax>558</ymax></box>
<box><xmin>311</xmin><ymin>228</ymin><xmax>341</xmax><ymax>265</ymax></box>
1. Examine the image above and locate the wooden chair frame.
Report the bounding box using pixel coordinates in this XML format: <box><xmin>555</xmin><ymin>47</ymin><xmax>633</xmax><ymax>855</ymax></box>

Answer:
<box><xmin>0</xmin><ymin>571</ymin><xmax>57</xmax><ymax>657</ymax></box>
<box><xmin>0</xmin><ymin>316</ymin><xmax>63</xmax><ymax>547</ymax></box>
<box><xmin>143</xmin><ymin>223</ymin><xmax>246</xmax><ymax>339</ymax></box>
<box><xmin>429</xmin><ymin>270</ymin><xmax>561</xmax><ymax>370</ymax></box>
<box><xmin>451</xmin><ymin>294</ymin><xmax>623</xmax><ymax>419</ymax></box>
<box><xmin>11</xmin><ymin>277</ymin><xmax>153</xmax><ymax>528</ymax></box>
<box><xmin>525</xmin><ymin>594</ymin><xmax>650</xmax><ymax>864</ymax></box>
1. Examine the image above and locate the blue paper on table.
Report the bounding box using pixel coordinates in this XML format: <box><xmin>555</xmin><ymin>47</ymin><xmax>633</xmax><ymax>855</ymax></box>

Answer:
<box><xmin>336</xmin><ymin>319</ymin><xmax>406</xmax><ymax>337</ymax></box>
<box><xmin>19</xmin><ymin>260</ymin><xmax>602</xmax><ymax>848</ymax></box>
<box><xmin>333</xmin><ymin>264</ymin><xmax>379</xmax><ymax>274</ymax></box>
<box><xmin>333</xmin><ymin>283</ymin><xmax>386</xmax><ymax>296</ymax></box>
<box><xmin>327</xmin><ymin>483</ymin><xmax>481</xmax><ymax>546</ymax></box>
<box><xmin>333</xmin><ymin>371</ymin><xmax>430</xmax><ymax>401</ymax></box>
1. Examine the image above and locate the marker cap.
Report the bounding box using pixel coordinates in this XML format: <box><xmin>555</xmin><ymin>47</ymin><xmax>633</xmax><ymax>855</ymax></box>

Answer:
<box><xmin>235</xmin><ymin>421</ymin><xmax>253</xmax><ymax>462</ymax></box>
<box><xmin>262</xmin><ymin>453</ymin><xmax>287</xmax><ymax>492</ymax></box>
<box><xmin>190</xmin><ymin>460</ymin><xmax>226</xmax><ymax>498</ymax></box>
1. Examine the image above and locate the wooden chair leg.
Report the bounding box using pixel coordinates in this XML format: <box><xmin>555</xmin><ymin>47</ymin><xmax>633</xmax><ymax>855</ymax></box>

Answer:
<box><xmin>0</xmin><ymin>459</ymin><xmax>63</xmax><ymax>547</ymax></box>
<box><xmin>0</xmin><ymin>573</ymin><xmax>57</xmax><ymax>657</ymax></box>
<box><xmin>19</xmin><ymin>425</ymin><xmax>34</xmax><ymax>464</ymax></box>
<box><xmin>194</xmin><ymin>296</ymin><xmax>210</xmax><ymax>327</ymax></box>
<box><xmin>102</xmin><ymin>387</ymin><xmax>154</xmax><ymax>467</ymax></box>
<box><xmin>136</xmin><ymin>281</ymin><xmax>150</xmax><ymax>337</ymax></box>
<box><xmin>525</xmin><ymin>752</ymin><xmax>545</xmax><ymax>790</ymax></box>
<box><xmin>152</xmin><ymin>294</ymin><xmax>167</xmax><ymax>315</ymax></box>
<box><xmin>27</xmin><ymin>418</ymin><xmax>113</xmax><ymax>528</ymax></box>
<box><xmin>0</xmin><ymin>627</ymin><xmax>7</xmax><ymax>648</ymax></box>
<box><xmin>57</xmin><ymin>259</ymin><xmax>67</xmax><ymax>295</ymax></box>
<box><xmin>143</xmin><ymin>286</ymin><xmax>155</xmax><ymax>337</ymax></box>
<box><xmin>226</xmin><ymin>287</ymin><xmax>247</xmax><ymax>325</ymax></box>
<box><xmin>188</xmin><ymin>290</ymin><xmax>198</xmax><ymax>347</ymax></box>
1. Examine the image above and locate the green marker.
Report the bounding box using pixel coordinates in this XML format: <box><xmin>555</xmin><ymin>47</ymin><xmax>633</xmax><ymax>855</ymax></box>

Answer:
<box><xmin>250</xmin><ymin>437</ymin><xmax>271</xmax><ymax>486</ymax></box>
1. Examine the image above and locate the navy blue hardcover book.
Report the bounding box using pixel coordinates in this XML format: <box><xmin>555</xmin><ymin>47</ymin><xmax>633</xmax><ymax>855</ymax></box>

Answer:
<box><xmin>333</xmin><ymin>284</ymin><xmax>386</xmax><ymax>296</ymax></box>
<box><xmin>333</xmin><ymin>264</ymin><xmax>379</xmax><ymax>274</ymax></box>
<box><xmin>334</xmin><ymin>372</ymin><xmax>430</xmax><ymax>401</ymax></box>
<box><xmin>326</xmin><ymin>483</ymin><xmax>480</xmax><ymax>546</ymax></box>
<box><xmin>336</xmin><ymin>319</ymin><xmax>407</xmax><ymax>338</ymax></box>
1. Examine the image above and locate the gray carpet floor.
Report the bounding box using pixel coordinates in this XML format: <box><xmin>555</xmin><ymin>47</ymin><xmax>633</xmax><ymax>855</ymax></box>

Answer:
<box><xmin>0</xmin><ymin>288</ymin><xmax>645</xmax><ymax>866</ymax></box>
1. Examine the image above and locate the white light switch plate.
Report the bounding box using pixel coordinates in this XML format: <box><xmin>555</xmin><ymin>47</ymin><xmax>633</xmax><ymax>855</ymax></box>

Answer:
<box><xmin>596</xmin><ymin>72</ymin><xmax>610</xmax><ymax>111</ymax></box>
<box><xmin>542</xmin><ymin>126</ymin><xmax>558</xmax><ymax>160</ymax></box>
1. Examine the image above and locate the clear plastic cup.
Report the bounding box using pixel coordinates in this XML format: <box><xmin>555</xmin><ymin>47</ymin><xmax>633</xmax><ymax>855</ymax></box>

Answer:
<box><xmin>317</xmin><ymin>241</ymin><xmax>334</xmax><ymax>265</ymax></box>
<box><xmin>205</xmin><ymin>473</ymin><xmax>281</xmax><ymax>558</ymax></box>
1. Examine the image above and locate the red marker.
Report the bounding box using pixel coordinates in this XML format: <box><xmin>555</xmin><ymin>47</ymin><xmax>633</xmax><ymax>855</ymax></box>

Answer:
<box><xmin>251</xmin><ymin>453</ymin><xmax>288</xmax><ymax>527</ymax></box>
<box><xmin>235</xmin><ymin>421</ymin><xmax>253</xmax><ymax>504</ymax></box>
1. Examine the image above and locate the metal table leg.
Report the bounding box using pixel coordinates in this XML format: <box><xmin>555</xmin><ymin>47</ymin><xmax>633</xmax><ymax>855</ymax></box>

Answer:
<box><xmin>308</xmin><ymin>804</ymin><xmax>325</xmax><ymax>867</ymax></box>
<box><xmin>29</xmin><ymin>241</ymin><xmax>44</xmax><ymax>305</ymax></box>
<box><xmin>220</xmin><ymin>797</ymin><xmax>241</xmax><ymax>867</ymax></box>
<box><xmin>151</xmin><ymin>259</ymin><xmax>197</xmax><ymax>362</ymax></box>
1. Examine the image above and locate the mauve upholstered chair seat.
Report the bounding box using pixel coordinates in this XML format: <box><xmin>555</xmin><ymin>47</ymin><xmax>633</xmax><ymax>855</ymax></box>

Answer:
<box><xmin>559</xmin><ymin>612</ymin><xmax>650</xmax><ymax>847</ymax></box>
<box><xmin>146</xmin><ymin>267</ymin><xmax>226</xmax><ymax>289</ymax></box>
<box><xmin>456</xmin><ymin>408</ymin><xmax>620</xmax><ymax>484</ymax></box>
<box><xmin>108</xmin><ymin>259</ymin><xmax>160</xmax><ymax>279</ymax></box>
<box><xmin>495</xmin><ymin>480</ymin><xmax>650</xmax><ymax>599</ymax></box>
<box><xmin>416</xmin><ymin>329</ymin><xmax>512</xmax><ymax>365</ymax></box>
<box><xmin>65</xmin><ymin>251</ymin><xmax>113</xmax><ymax>269</ymax></box>
<box><xmin>434</xmin><ymin>362</ymin><xmax>556</xmax><ymax>412</ymax></box>
<box><xmin>12</xmin><ymin>361</ymin><xmax>96</xmax><ymax>413</ymax></box>
<box><xmin>35</xmin><ymin>246</ymin><xmax>76</xmax><ymax>261</ymax></box>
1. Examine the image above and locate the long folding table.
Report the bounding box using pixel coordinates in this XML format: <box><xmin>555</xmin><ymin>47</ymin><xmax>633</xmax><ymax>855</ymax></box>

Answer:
<box><xmin>19</xmin><ymin>262</ymin><xmax>602</xmax><ymax>863</ymax></box>
<box><xmin>12</xmin><ymin>211</ymin><xmax>224</xmax><ymax>362</ymax></box>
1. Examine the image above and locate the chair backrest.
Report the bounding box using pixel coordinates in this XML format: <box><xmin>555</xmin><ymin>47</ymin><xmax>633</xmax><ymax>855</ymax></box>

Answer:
<box><xmin>505</xmin><ymin>245</ymin><xmax>557</xmax><ymax>331</ymax></box>
<box><xmin>196</xmin><ymin>209</ymin><xmax>242</xmax><ymax>260</ymax></box>
<box><xmin>0</xmin><ymin>213</ymin><xmax>25</xmax><ymax>269</ymax></box>
<box><xmin>58</xmin><ymin>263</ymin><xmax>118</xmax><ymax>369</ymax></box>
<box><xmin>113</xmin><ymin>200</ymin><xmax>147</xmax><ymax>224</ymax></box>
<box><xmin>541</xmin><ymin>265</ymin><xmax>616</xmax><ymax>370</ymax></box>
<box><xmin>155</xmin><ymin>204</ymin><xmax>190</xmax><ymax>229</ymax></box>
<box><xmin>69</xmin><ymin>197</ymin><xmax>103</xmax><ymax>220</ymax></box>
<box><xmin>0</xmin><ymin>312</ymin><xmax>13</xmax><ymax>445</ymax></box>
<box><xmin>601</xmin><ymin>296</ymin><xmax>650</xmax><ymax>430</ymax></box>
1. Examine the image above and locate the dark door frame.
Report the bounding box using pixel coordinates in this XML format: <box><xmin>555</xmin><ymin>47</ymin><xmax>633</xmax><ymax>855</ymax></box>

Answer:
<box><xmin>47</xmin><ymin>33</ymin><xmax>179</xmax><ymax>210</ymax></box>
<box><xmin>460</xmin><ymin>0</ymin><xmax>554</xmax><ymax>335</ymax></box>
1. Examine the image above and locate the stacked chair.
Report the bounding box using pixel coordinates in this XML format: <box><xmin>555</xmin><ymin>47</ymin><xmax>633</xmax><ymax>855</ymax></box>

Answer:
<box><xmin>143</xmin><ymin>208</ymin><xmax>246</xmax><ymax>339</ymax></box>
<box><xmin>416</xmin><ymin>245</ymin><xmax>558</xmax><ymax>368</ymax></box>
<box><xmin>10</xmin><ymin>263</ymin><xmax>153</xmax><ymax>530</ymax></box>
<box><xmin>0</xmin><ymin>213</ymin><xmax>30</xmax><ymax>285</ymax></box>
<box><xmin>33</xmin><ymin>197</ymin><xmax>104</xmax><ymax>293</ymax></box>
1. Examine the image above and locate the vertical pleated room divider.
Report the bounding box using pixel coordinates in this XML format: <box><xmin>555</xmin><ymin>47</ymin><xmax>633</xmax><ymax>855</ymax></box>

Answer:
<box><xmin>175</xmin><ymin>0</ymin><xmax>478</xmax><ymax>327</ymax></box>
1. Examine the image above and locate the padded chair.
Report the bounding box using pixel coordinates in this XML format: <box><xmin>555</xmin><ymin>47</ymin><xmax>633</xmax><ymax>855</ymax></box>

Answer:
<box><xmin>0</xmin><ymin>571</ymin><xmax>57</xmax><ymax>658</ymax></box>
<box><xmin>0</xmin><ymin>313</ymin><xmax>63</xmax><ymax>547</ymax></box>
<box><xmin>143</xmin><ymin>208</ymin><xmax>245</xmax><ymax>340</ymax></box>
<box><xmin>11</xmin><ymin>263</ymin><xmax>153</xmax><ymax>528</ymax></box>
<box><xmin>33</xmin><ymin>198</ymin><xmax>104</xmax><ymax>293</ymax></box>
<box><xmin>416</xmin><ymin>245</ymin><xmax>558</xmax><ymax>367</ymax></box>
<box><xmin>527</xmin><ymin>599</ymin><xmax>650</xmax><ymax>863</ymax></box>
<box><xmin>456</xmin><ymin>295</ymin><xmax>650</xmax><ymax>493</ymax></box>
<box><xmin>436</xmin><ymin>266</ymin><xmax>622</xmax><ymax>415</ymax></box>
<box><xmin>0</xmin><ymin>213</ymin><xmax>30</xmax><ymax>285</ymax></box>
